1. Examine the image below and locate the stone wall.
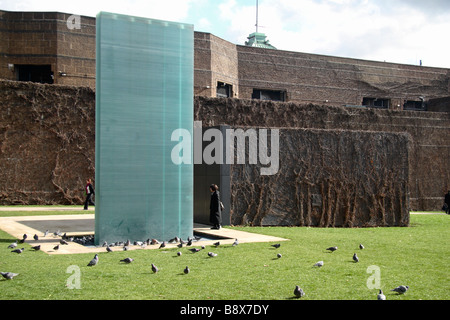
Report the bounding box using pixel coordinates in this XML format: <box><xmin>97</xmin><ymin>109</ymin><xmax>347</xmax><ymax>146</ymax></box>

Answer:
<box><xmin>0</xmin><ymin>80</ymin><xmax>95</xmax><ymax>204</ymax></box>
<box><xmin>0</xmin><ymin>10</ymin><xmax>96</xmax><ymax>88</ymax></box>
<box><xmin>236</xmin><ymin>45</ymin><xmax>450</xmax><ymax>107</ymax></box>
<box><xmin>195</xmin><ymin>96</ymin><xmax>450</xmax><ymax>211</ymax></box>
<box><xmin>0</xmin><ymin>80</ymin><xmax>448</xmax><ymax>214</ymax></box>
<box><xmin>229</xmin><ymin>128</ymin><xmax>410</xmax><ymax>227</ymax></box>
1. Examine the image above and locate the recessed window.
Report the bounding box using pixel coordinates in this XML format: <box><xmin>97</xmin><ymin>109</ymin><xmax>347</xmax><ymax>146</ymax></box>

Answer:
<box><xmin>216</xmin><ymin>82</ymin><xmax>233</xmax><ymax>98</ymax></box>
<box><xmin>403</xmin><ymin>100</ymin><xmax>426</xmax><ymax>111</ymax></box>
<box><xmin>362</xmin><ymin>97</ymin><xmax>389</xmax><ymax>109</ymax></box>
<box><xmin>16</xmin><ymin>64</ymin><xmax>54</xmax><ymax>84</ymax></box>
<box><xmin>252</xmin><ymin>89</ymin><xmax>286</xmax><ymax>102</ymax></box>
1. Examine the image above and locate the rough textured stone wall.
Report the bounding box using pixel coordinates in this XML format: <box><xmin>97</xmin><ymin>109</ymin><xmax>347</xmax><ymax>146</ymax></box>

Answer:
<box><xmin>0</xmin><ymin>80</ymin><xmax>95</xmax><ymax>204</ymax></box>
<box><xmin>236</xmin><ymin>45</ymin><xmax>450</xmax><ymax>107</ymax></box>
<box><xmin>195</xmin><ymin>96</ymin><xmax>450</xmax><ymax>211</ymax></box>
<box><xmin>229</xmin><ymin>128</ymin><xmax>410</xmax><ymax>227</ymax></box>
<box><xmin>0</xmin><ymin>80</ymin><xmax>448</xmax><ymax>215</ymax></box>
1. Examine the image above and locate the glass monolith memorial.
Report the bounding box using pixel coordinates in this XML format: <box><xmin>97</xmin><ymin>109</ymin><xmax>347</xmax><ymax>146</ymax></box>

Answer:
<box><xmin>95</xmin><ymin>12</ymin><xmax>193</xmax><ymax>245</ymax></box>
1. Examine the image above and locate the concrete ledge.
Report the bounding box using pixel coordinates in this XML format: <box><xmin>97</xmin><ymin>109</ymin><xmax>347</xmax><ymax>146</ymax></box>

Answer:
<box><xmin>0</xmin><ymin>214</ymin><xmax>288</xmax><ymax>255</ymax></box>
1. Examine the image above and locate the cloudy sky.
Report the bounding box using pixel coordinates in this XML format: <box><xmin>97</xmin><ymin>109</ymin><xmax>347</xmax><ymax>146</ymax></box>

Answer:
<box><xmin>1</xmin><ymin>0</ymin><xmax>449</xmax><ymax>68</ymax></box>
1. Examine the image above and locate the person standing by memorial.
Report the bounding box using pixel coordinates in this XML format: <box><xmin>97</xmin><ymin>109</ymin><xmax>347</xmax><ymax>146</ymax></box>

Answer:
<box><xmin>209</xmin><ymin>184</ymin><xmax>222</xmax><ymax>229</ymax></box>
<box><xmin>444</xmin><ymin>190</ymin><xmax>450</xmax><ymax>214</ymax></box>
<box><xmin>84</xmin><ymin>178</ymin><xmax>95</xmax><ymax>210</ymax></box>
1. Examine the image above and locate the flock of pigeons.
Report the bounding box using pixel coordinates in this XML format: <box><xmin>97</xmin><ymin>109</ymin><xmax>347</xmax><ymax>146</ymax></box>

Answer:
<box><xmin>2</xmin><ymin>231</ymin><xmax>409</xmax><ymax>300</ymax></box>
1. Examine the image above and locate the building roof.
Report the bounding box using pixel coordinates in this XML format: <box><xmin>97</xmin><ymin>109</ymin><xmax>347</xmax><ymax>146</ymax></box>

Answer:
<box><xmin>244</xmin><ymin>32</ymin><xmax>277</xmax><ymax>49</ymax></box>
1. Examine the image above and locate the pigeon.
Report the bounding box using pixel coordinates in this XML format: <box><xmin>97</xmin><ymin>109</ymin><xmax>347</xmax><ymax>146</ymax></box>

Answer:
<box><xmin>177</xmin><ymin>242</ymin><xmax>183</xmax><ymax>248</ymax></box>
<box><xmin>31</xmin><ymin>245</ymin><xmax>41</xmax><ymax>251</ymax></box>
<box><xmin>326</xmin><ymin>246</ymin><xmax>338</xmax><ymax>252</ymax></box>
<box><xmin>184</xmin><ymin>266</ymin><xmax>190</xmax><ymax>274</ymax></box>
<box><xmin>294</xmin><ymin>285</ymin><xmax>305</xmax><ymax>298</ymax></box>
<box><xmin>150</xmin><ymin>239</ymin><xmax>159</xmax><ymax>245</ymax></box>
<box><xmin>1</xmin><ymin>272</ymin><xmax>19</xmax><ymax>280</ymax></box>
<box><xmin>11</xmin><ymin>248</ymin><xmax>24</xmax><ymax>254</ymax></box>
<box><xmin>232</xmin><ymin>239</ymin><xmax>239</xmax><ymax>246</ymax></box>
<box><xmin>124</xmin><ymin>239</ymin><xmax>131</xmax><ymax>247</ymax></box>
<box><xmin>177</xmin><ymin>251</ymin><xmax>182</xmax><ymax>256</ymax></box>
<box><xmin>106</xmin><ymin>246</ymin><xmax>112</xmax><ymax>253</ymax></box>
<box><xmin>213</xmin><ymin>241</ymin><xmax>220</xmax><ymax>247</ymax></box>
<box><xmin>87</xmin><ymin>254</ymin><xmax>99</xmax><ymax>266</ymax></box>
<box><xmin>353</xmin><ymin>253</ymin><xmax>359</xmax><ymax>263</ymax></box>
<box><xmin>186</xmin><ymin>238</ymin><xmax>193</xmax><ymax>246</ymax></box>
<box><xmin>271</xmin><ymin>243</ymin><xmax>281</xmax><ymax>249</ymax></box>
<box><xmin>277</xmin><ymin>253</ymin><xmax>282</xmax><ymax>258</ymax></box>
<box><xmin>377</xmin><ymin>289</ymin><xmax>386</xmax><ymax>300</ymax></box>
<box><xmin>102</xmin><ymin>241</ymin><xmax>108</xmax><ymax>247</ymax></box>
<box><xmin>7</xmin><ymin>241</ymin><xmax>17</xmax><ymax>249</ymax></box>
<box><xmin>19</xmin><ymin>234</ymin><xmax>27</xmax><ymax>243</ymax></box>
<box><xmin>208</xmin><ymin>252</ymin><xmax>218</xmax><ymax>257</ymax></box>
<box><xmin>33</xmin><ymin>234</ymin><xmax>39</xmax><ymax>241</ymax></box>
<box><xmin>359</xmin><ymin>243</ymin><xmax>365</xmax><ymax>249</ymax></box>
<box><xmin>313</xmin><ymin>261</ymin><xmax>323</xmax><ymax>267</ymax></box>
<box><xmin>159</xmin><ymin>241</ymin><xmax>166</xmax><ymax>249</ymax></box>
<box><xmin>120</xmin><ymin>258</ymin><xmax>134</xmax><ymax>264</ymax></box>
<box><xmin>391</xmin><ymin>285</ymin><xmax>409</xmax><ymax>294</ymax></box>
<box><xmin>53</xmin><ymin>245</ymin><xmax>60</xmax><ymax>251</ymax></box>
<box><xmin>123</xmin><ymin>246</ymin><xmax>129</xmax><ymax>251</ymax></box>
<box><xmin>60</xmin><ymin>239</ymin><xmax>69</xmax><ymax>245</ymax></box>
<box><xmin>151</xmin><ymin>263</ymin><xmax>159</xmax><ymax>273</ymax></box>
<box><xmin>189</xmin><ymin>248</ymin><xmax>200</xmax><ymax>253</ymax></box>
<box><xmin>43</xmin><ymin>230</ymin><xmax>49</xmax><ymax>237</ymax></box>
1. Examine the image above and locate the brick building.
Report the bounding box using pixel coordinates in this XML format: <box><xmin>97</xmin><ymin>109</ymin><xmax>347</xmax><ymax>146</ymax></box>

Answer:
<box><xmin>0</xmin><ymin>10</ymin><xmax>95</xmax><ymax>87</ymax></box>
<box><xmin>1</xmin><ymin>9</ymin><xmax>449</xmax><ymax>110</ymax></box>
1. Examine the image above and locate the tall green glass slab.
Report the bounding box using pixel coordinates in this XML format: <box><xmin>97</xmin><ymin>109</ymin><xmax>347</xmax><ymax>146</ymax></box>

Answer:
<box><xmin>95</xmin><ymin>12</ymin><xmax>193</xmax><ymax>245</ymax></box>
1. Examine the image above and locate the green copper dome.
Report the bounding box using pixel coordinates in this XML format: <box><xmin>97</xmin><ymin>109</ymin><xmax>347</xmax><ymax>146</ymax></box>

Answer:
<box><xmin>245</xmin><ymin>32</ymin><xmax>277</xmax><ymax>49</ymax></box>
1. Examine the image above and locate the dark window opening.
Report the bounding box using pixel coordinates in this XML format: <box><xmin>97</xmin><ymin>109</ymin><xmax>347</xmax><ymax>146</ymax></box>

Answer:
<box><xmin>252</xmin><ymin>89</ymin><xmax>286</xmax><ymax>102</ymax></box>
<box><xmin>16</xmin><ymin>65</ymin><xmax>54</xmax><ymax>84</ymax></box>
<box><xmin>362</xmin><ymin>97</ymin><xmax>390</xmax><ymax>109</ymax></box>
<box><xmin>403</xmin><ymin>100</ymin><xmax>427</xmax><ymax>111</ymax></box>
<box><xmin>216</xmin><ymin>82</ymin><xmax>232</xmax><ymax>98</ymax></box>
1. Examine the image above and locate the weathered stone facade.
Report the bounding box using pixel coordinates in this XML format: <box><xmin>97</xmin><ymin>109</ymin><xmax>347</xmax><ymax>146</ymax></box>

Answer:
<box><xmin>0</xmin><ymin>10</ymin><xmax>96</xmax><ymax>88</ymax></box>
<box><xmin>0</xmin><ymin>81</ymin><xmax>448</xmax><ymax>215</ymax></box>
<box><xmin>1</xmin><ymin>10</ymin><xmax>449</xmax><ymax>110</ymax></box>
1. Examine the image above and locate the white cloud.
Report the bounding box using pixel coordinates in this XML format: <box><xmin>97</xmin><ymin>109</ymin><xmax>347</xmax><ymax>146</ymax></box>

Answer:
<box><xmin>0</xmin><ymin>0</ymin><xmax>198</xmax><ymax>21</ymax></box>
<box><xmin>1</xmin><ymin>0</ymin><xmax>449</xmax><ymax>67</ymax></box>
<box><xmin>215</xmin><ymin>0</ymin><xmax>450</xmax><ymax>68</ymax></box>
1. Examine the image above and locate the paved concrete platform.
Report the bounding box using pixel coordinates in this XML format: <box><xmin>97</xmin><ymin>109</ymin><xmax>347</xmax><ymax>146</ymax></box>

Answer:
<box><xmin>0</xmin><ymin>212</ymin><xmax>288</xmax><ymax>255</ymax></box>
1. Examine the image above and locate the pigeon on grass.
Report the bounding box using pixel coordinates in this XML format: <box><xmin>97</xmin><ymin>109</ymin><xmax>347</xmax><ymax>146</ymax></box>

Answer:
<box><xmin>151</xmin><ymin>263</ymin><xmax>159</xmax><ymax>273</ymax></box>
<box><xmin>377</xmin><ymin>290</ymin><xmax>386</xmax><ymax>300</ymax></box>
<box><xmin>326</xmin><ymin>246</ymin><xmax>338</xmax><ymax>252</ymax></box>
<box><xmin>7</xmin><ymin>241</ymin><xmax>17</xmax><ymax>249</ymax></box>
<box><xmin>184</xmin><ymin>266</ymin><xmax>190</xmax><ymax>274</ymax></box>
<box><xmin>87</xmin><ymin>254</ymin><xmax>99</xmax><ymax>266</ymax></box>
<box><xmin>1</xmin><ymin>272</ymin><xmax>19</xmax><ymax>280</ymax></box>
<box><xmin>353</xmin><ymin>253</ymin><xmax>359</xmax><ymax>263</ymax></box>
<box><xmin>294</xmin><ymin>285</ymin><xmax>305</xmax><ymax>298</ymax></box>
<box><xmin>391</xmin><ymin>285</ymin><xmax>409</xmax><ymax>294</ymax></box>
<box><xmin>313</xmin><ymin>261</ymin><xmax>323</xmax><ymax>267</ymax></box>
<box><xmin>120</xmin><ymin>258</ymin><xmax>134</xmax><ymax>264</ymax></box>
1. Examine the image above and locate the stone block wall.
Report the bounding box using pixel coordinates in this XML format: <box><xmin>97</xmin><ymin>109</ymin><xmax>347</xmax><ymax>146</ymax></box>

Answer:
<box><xmin>0</xmin><ymin>80</ymin><xmax>95</xmax><ymax>204</ymax></box>
<box><xmin>229</xmin><ymin>128</ymin><xmax>410</xmax><ymax>227</ymax></box>
<box><xmin>195</xmin><ymin>96</ymin><xmax>450</xmax><ymax>211</ymax></box>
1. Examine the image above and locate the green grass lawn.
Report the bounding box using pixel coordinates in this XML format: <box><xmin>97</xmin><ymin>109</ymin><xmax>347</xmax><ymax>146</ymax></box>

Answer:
<box><xmin>0</xmin><ymin>210</ymin><xmax>448</xmax><ymax>300</ymax></box>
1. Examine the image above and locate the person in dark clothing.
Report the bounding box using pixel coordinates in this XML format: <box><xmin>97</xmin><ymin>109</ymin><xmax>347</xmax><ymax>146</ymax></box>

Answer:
<box><xmin>444</xmin><ymin>190</ymin><xmax>450</xmax><ymax>214</ymax></box>
<box><xmin>84</xmin><ymin>178</ymin><xmax>95</xmax><ymax>210</ymax></box>
<box><xmin>209</xmin><ymin>184</ymin><xmax>222</xmax><ymax>229</ymax></box>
